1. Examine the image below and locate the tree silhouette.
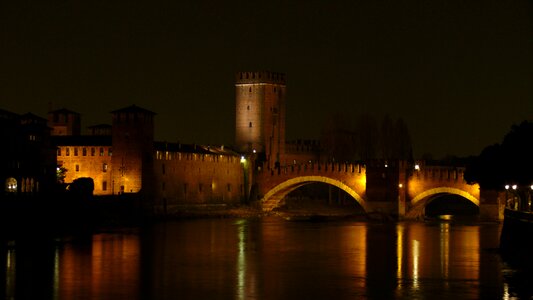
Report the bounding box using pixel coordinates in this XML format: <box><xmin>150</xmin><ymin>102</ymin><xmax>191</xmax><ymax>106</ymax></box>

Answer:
<box><xmin>320</xmin><ymin>113</ymin><xmax>413</xmax><ymax>162</ymax></box>
<box><xmin>465</xmin><ymin>121</ymin><xmax>533</xmax><ymax>189</ymax></box>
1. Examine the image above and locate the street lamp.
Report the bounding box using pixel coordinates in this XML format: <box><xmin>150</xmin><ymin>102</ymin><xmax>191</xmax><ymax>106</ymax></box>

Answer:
<box><xmin>240</xmin><ymin>156</ymin><xmax>248</xmax><ymax>203</ymax></box>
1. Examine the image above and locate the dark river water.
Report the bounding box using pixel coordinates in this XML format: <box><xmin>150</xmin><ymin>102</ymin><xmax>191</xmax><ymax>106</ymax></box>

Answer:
<box><xmin>2</xmin><ymin>217</ymin><xmax>532</xmax><ymax>299</ymax></box>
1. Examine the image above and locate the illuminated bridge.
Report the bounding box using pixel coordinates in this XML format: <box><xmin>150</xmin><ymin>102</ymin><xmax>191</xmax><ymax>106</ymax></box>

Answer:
<box><xmin>254</xmin><ymin>161</ymin><xmax>501</xmax><ymax>220</ymax></box>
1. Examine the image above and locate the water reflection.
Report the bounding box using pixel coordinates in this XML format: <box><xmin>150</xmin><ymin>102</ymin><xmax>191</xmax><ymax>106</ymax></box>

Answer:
<box><xmin>57</xmin><ymin>234</ymin><xmax>140</xmax><ymax>300</ymax></box>
<box><xmin>0</xmin><ymin>219</ymin><xmax>529</xmax><ymax>299</ymax></box>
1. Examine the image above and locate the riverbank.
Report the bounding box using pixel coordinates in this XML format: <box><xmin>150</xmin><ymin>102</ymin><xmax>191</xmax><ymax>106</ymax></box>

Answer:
<box><xmin>156</xmin><ymin>198</ymin><xmax>369</xmax><ymax>221</ymax></box>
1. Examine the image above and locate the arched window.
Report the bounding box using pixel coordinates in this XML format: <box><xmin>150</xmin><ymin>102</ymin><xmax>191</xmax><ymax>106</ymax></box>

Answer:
<box><xmin>5</xmin><ymin>178</ymin><xmax>17</xmax><ymax>193</ymax></box>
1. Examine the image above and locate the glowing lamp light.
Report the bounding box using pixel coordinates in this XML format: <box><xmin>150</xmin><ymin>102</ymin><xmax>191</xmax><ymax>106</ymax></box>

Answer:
<box><xmin>505</xmin><ymin>185</ymin><xmax>509</xmax><ymax>190</ymax></box>
<box><xmin>414</xmin><ymin>164</ymin><xmax>420</xmax><ymax>171</ymax></box>
<box><xmin>512</xmin><ymin>184</ymin><xmax>517</xmax><ymax>190</ymax></box>
<box><xmin>252</xmin><ymin>149</ymin><xmax>256</xmax><ymax>153</ymax></box>
<box><xmin>530</xmin><ymin>185</ymin><xmax>533</xmax><ymax>190</ymax></box>
<box><xmin>240</xmin><ymin>156</ymin><xmax>246</xmax><ymax>163</ymax></box>
<box><xmin>398</xmin><ymin>183</ymin><xmax>403</xmax><ymax>188</ymax></box>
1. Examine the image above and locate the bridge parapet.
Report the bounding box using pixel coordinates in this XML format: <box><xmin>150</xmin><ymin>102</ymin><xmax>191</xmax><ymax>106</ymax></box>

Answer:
<box><xmin>261</xmin><ymin>162</ymin><xmax>365</xmax><ymax>176</ymax></box>
<box><xmin>411</xmin><ymin>166</ymin><xmax>466</xmax><ymax>183</ymax></box>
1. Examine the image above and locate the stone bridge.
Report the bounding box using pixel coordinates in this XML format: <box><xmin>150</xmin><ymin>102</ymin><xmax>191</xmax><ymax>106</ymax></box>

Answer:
<box><xmin>253</xmin><ymin>161</ymin><xmax>501</xmax><ymax>220</ymax></box>
<box><xmin>256</xmin><ymin>162</ymin><xmax>367</xmax><ymax>212</ymax></box>
<box><xmin>400</xmin><ymin>165</ymin><xmax>483</xmax><ymax>219</ymax></box>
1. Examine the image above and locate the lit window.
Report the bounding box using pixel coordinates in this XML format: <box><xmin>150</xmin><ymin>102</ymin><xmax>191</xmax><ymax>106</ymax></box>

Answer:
<box><xmin>103</xmin><ymin>163</ymin><xmax>108</xmax><ymax>172</ymax></box>
<box><xmin>5</xmin><ymin>178</ymin><xmax>17</xmax><ymax>193</ymax></box>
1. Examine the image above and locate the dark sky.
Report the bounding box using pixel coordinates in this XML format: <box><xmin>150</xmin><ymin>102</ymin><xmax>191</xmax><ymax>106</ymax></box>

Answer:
<box><xmin>1</xmin><ymin>0</ymin><xmax>532</xmax><ymax>159</ymax></box>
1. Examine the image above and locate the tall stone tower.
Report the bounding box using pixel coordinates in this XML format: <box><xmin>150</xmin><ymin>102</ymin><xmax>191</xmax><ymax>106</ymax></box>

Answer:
<box><xmin>235</xmin><ymin>71</ymin><xmax>286</xmax><ymax>168</ymax></box>
<box><xmin>110</xmin><ymin>105</ymin><xmax>155</xmax><ymax>194</ymax></box>
<box><xmin>47</xmin><ymin>108</ymin><xmax>81</xmax><ymax>136</ymax></box>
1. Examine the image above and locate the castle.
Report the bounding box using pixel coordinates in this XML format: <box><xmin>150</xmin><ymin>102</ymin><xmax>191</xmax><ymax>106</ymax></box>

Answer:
<box><xmin>1</xmin><ymin>71</ymin><xmax>317</xmax><ymax>213</ymax></box>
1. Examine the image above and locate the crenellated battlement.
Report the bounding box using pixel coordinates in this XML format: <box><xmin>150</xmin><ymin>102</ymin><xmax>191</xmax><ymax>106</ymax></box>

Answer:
<box><xmin>412</xmin><ymin>166</ymin><xmax>466</xmax><ymax>182</ymax></box>
<box><xmin>260</xmin><ymin>162</ymin><xmax>365</xmax><ymax>176</ymax></box>
<box><xmin>235</xmin><ymin>71</ymin><xmax>286</xmax><ymax>85</ymax></box>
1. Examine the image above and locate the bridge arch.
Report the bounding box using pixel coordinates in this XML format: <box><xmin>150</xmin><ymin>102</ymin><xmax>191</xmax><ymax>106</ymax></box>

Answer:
<box><xmin>411</xmin><ymin>187</ymin><xmax>479</xmax><ymax>206</ymax></box>
<box><xmin>261</xmin><ymin>176</ymin><xmax>366</xmax><ymax>212</ymax></box>
<box><xmin>406</xmin><ymin>187</ymin><xmax>480</xmax><ymax>219</ymax></box>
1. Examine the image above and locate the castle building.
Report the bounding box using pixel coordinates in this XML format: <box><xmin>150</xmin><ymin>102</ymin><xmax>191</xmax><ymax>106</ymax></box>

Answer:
<box><xmin>2</xmin><ymin>71</ymin><xmax>315</xmax><ymax>209</ymax></box>
<box><xmin>1</xmin><ymin>109</ymin><xmax>56</xmax><ymax>198</ymax></box>
<box><xmin>50</xmin><ymin>104</ymin><xmax>245</xmax><ymax>213</ymax></box>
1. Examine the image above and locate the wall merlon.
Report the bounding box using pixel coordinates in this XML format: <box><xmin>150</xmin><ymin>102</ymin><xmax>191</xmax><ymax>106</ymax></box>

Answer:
<box><xmin>236</xmin><ymin>71</ymin><xmax>286</xmax><ymax>85</ymax></box>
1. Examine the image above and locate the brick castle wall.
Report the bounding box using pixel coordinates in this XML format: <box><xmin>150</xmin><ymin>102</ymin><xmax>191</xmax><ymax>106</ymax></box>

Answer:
<box><xmin>153</xmin><ymin>151</ymin><xmax>245</xmax><ymax>213</ymax></box>
<box><xmin>57</xmin><ymin>146</ymin><xmax>113</xmax><ymax>195</ymax></box>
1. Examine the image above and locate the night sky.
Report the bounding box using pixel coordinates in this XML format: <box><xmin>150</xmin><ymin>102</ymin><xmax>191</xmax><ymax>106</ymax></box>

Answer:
<box><xmin>1</xmin><ymin>1</ymin><xmax>531</xmax><ymax>159</ymax></box>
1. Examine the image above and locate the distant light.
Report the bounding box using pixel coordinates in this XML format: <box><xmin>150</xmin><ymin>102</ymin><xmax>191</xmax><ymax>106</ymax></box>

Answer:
<box><xmin>439</xmin><ymin>215</ymin><xmax>453</xmax><ymax>221</ymax></box>
<box><xmin>240</xmin><ymin>156</ymin><xmax>246</xmax><ymax>163</ymax></box>
<box><xmin>512</xmin><ymin>184</ymin><xmax>517</xmax><ymax>190</ymax></box>
<box><xmin>505</xmin><ymin>185</ymin><xmax>509</xmax><ymax>190</ymax></box>
<box><xmin>414</xmin><ymin>164</ymin><xmax>420</xmax><ymax>171</ymax></box>
<box><xmin>530</xmin><ymin>185</ymin><xmax>533</xmax><ymax>190</ymax></box>
<box><xmin>252</xmin><ymin>149</ymin><xmax>256</xmax><ymax>153</ymax></box>
<box><xmin>384</xmin><ymin>164</ymin><xmax>388</xmax><ymax>168</ymax></box>
<box><xmin>398</xmin><ymin>183</ymin><xmax>403</xmax><ymax>188</ymax></box>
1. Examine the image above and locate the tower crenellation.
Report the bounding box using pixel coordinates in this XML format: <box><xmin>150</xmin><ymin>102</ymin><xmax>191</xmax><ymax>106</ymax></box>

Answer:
<box><xmin>236</xmin><ymin>71</ymin><xmax>286</xmax><ymax>85</ymax></box>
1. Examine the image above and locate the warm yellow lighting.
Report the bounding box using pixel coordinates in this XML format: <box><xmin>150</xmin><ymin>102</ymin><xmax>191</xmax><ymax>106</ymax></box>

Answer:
<box><xmin>414</xmin><ymin>164</ymin><xmax>420</xmax><ymax>171</ymax></box>
<box><xmin>240</xmin><ymin>156</ymin><xmax>246</xmax><ymax>163</ymax></box>
<box><xmin>398</xmin><ymin>183</ymin><xmax>403</xmax><ymax>188</ymax></box>
<box><xmin>5</xmin><ymin>178</ymin><xmax>17</xmax><ymax>193</ymax></box>
<box><xmin>512</xmin><ymin>184</ymin><xmax>517</xmax><ymax>190</ymax></box>
<box><xmin>439</xmin><ymin>215</ymin><xmax>452</xmax><ymax>221</ymax></box>
<box><xmin>505</xmin><ymin>185</ymin><xmax>509</xmax><ymax>190</ymax></box>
